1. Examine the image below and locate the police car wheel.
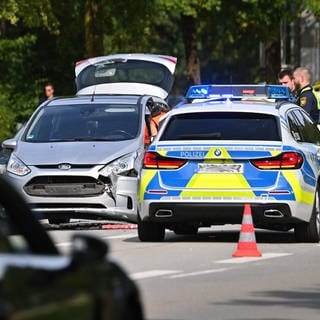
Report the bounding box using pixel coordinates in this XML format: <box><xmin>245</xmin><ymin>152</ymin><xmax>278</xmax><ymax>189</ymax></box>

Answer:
<box><xmin>137</xmin><ymin>217</ymin><xmax>165</xmax><ymax>242</ymax></box>
<box><xmin>294</xmin><ymin>187</ymin><xmax>320</xmax><ymax>243</ymax></box>
<box><xmin>173</xmin><ymin>225</ymin><xmax>199</xmax><ymax>235</ymax></box>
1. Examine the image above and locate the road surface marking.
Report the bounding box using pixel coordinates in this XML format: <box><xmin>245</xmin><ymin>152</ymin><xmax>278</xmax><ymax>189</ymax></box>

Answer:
<box><xmin>168</xmin><ymin>268</ymin><xmax>229</xmax><ymax>279</ymax></box>
<box><xmin>55</xmin><ymin>233</ymin><xmax>136</xmax><ymax>247</ymax></box>
<box><xmin>131</xmin><ymin>270</ymin><xmax>182</xmax><ymax>280</ymax></box>
<box><xmin>102</xmin><ymin>233</ymin><xmax>136</xmax><ymax>240</ymax></box>
<box><xmin>216</xmin><ymin>252</ymin><xmax>292</xmax><ymax>264</ymax></box>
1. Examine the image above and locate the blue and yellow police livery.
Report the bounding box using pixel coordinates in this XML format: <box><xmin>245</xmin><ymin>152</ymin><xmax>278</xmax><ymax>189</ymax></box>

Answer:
<box><xmin>138</xmin><ymin>85</ymin><xmax>320</xmax><ymax>242</ymax></box>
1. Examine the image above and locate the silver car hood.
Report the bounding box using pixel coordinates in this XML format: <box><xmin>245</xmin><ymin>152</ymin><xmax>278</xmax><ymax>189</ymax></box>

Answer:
<box><xmin>16</xmin><ymin>140</ymin><xmax>139</xmax><ymax>165</ymax></box>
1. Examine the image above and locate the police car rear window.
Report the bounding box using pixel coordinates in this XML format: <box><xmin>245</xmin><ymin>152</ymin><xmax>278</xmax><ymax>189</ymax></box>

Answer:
<box><xmin>160</xmin><ymin>112</ymin><xmax>281</xmax><ymax>141</ymax></box>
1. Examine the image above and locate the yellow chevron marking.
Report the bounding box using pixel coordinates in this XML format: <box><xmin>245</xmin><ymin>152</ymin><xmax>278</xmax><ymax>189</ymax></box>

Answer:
<box><xmin>179</xmin><ymin>147</ymin><xmax>255</xmax><ymax>197</ymax></box>
<box><xmin>270</xmin><ymin>150</ymin><xmax>282</xmax><ymax>156</ymax></box>
<box><xmin>180</xmin><ymin>190</ymin><xmax>255</xmax><ymax>197</ymax></box>
<box><xmin>282</xmin><ymin>171</ymin><xmax>314</xmax><ymax>205</ymax></box>
<box><xmin>138</xmin><ymin>170</ymin><xmax>157</xmax><ymax>201</ymax></box>
<box><xmin>157</xmin><ymin>150</ymin><xmax>168</xmax><ymax>157</ymax></box>
<box><xmin>180</xmin><ymin>173</ymin><xmax>255</xmax><ymax>198</ymax></box>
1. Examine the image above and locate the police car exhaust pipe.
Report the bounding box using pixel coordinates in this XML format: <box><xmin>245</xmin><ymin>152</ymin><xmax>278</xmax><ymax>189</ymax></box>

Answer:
<box><xmin>264</xmin><ymin>209</ymin><xmax>284</xmax><ymax>218</ymax></box>
<box><xmin>155</xmin><ymin>209</ymin><xmax>173</xmax><ymax>218</ymax></box>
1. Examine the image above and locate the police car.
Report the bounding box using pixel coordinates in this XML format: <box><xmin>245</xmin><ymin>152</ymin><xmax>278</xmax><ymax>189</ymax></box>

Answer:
<box><xmin>138</xmin><ymin>84</ymin><xmax>320</xmax><ymax>242</ymax></box>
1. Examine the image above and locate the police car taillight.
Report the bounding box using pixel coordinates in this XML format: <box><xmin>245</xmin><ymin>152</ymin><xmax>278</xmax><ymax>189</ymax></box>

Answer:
<box><xmin>251</xmin><ymin>152</ymin><xmax>303</xmax><ymax>170</ymax></box>
<box><xmin>144</xmin><ymin>152</ymin><xmax>186</xmax><ymax>169</ymax></box>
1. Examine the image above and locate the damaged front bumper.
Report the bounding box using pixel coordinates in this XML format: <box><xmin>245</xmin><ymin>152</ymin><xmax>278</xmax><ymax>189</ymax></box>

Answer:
<box><xmin>12</xmin><ymin>173</ymin><xmax>139</xmax><ymax>223</ymax></box>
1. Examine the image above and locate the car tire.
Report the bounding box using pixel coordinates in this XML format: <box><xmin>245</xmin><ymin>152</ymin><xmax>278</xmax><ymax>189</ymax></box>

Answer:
<box><xmin>294</xmin><ymin>187</ymin><xmax>320</xmax><ymax>243</ymax></box>
<box><xmin>137</xmin><ymin>216</ymin><xmax>165</xmax><ymax>242</ymax></box>
<box><xmin>48</xmin><ymin>218</ymin><xmax>70</xmax><ymax>225</ymax></box>
<box><xmin>173</xmin><ymin>225</ymin><xmax>199</xmax><ymax>235</ymax></box>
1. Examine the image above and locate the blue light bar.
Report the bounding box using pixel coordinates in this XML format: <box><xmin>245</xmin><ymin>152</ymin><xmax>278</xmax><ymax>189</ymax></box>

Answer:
<box><xmin>185</xmin><ymin>84</ymin><xmax>290</xmax><ymax>100</ymax></box>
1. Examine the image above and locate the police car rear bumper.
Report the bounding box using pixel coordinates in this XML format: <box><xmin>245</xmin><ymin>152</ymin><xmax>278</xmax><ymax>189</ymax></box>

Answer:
<box><xmin>141</xmin><ymin>202</ymin><xmax>303</xmax><ymax>228</ymax></box>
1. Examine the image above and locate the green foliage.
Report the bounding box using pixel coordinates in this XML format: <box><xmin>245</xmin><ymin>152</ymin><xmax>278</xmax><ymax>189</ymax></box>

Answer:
<box><xmin>159</xmin><ymin>0</ymin><xmax>221</xmax><ymax>17</ymax></box>
<box><xmin>0</xmin><ymin>0</ymin><xmax>59</xmax><ymax>33</ymax></box>
<box><xmin>0</xmin><ymin>34</ymin><xmax>40</xmax><ymax>136</ymax></box>
<box><xmin>305</xmin><ymin>0</ymin><xmax>320</xmax><ymax>18</ymax></box>
<box><xmin>0</xmin><ymin>89</ymin><xmax>15</xmax><ymax>140</ymax></box>
<box><xmin>104</xmin><ymin>1</ymin><xmax>156</xmax><ymax>53</ymax></box>
<box><xmin>0</xmin><ymin>0</ymin><xmax>320</xmax><ymax>139</ymax></box>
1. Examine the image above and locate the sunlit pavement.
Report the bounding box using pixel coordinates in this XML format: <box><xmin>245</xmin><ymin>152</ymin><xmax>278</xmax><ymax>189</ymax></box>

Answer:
<box><xmin>49</xmin><ymin>223</ymin><xmax>320</xmax><ymax>320</ymax></box>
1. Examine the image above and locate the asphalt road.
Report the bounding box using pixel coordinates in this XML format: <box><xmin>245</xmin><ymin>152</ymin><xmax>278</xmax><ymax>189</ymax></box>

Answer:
<box><xmin>49</xmin><ymin>224</ymin><xmax>320</xmax><ymax>320</ymax></box>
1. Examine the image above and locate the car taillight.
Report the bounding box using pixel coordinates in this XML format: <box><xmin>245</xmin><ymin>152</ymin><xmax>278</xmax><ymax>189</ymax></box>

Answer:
<box><xmin>144</xmin><ymin>152</ymin><xmax>186</xmax><ymax>169</ymax></box>
<box><xmin>251</xmin><ymin>152</ymin><xmax>303</xmax><ymax>170</ymax></box>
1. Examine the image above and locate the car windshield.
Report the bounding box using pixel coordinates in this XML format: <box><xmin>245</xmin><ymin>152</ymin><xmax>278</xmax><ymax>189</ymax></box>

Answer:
<box><xmin>25</xmin><ymin>103</ymin><xmax>141</xmax><ymax>142</ymax></box>
<box><xmin>160</xmin><ymin>112</ymin><xmax>281</xmax><ymax>141</ymax></box>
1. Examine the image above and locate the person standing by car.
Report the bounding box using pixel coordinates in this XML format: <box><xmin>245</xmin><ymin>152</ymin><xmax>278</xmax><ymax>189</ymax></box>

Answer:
<box><xmin>145</xmin><ymin>98</ymin><xmax>169</xmax><ymax>141</ymax></box>
<box><xmin>278</xmin><ymin>69</ymin><xmax>296</xmax><ymax>101</ymax></box>
<box><xmin>293</xmin><ymin>67</ymin><xmax>319</xmax><ymax>124</ymax></box>
<box><xmin>39</xmin><ymin>82</ymin><xmax>55</xmax><ymax>104</ymax></box>
<box><xmin>150</xmin><ymin>102</ymin><xmax>169</xmax><ymax>137</ymax></box>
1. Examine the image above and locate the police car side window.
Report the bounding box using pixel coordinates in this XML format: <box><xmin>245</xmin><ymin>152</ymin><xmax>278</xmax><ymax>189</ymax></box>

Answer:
<box><xmin>294</xmin><ymin>110</ymin><xmax>320</xmax><ymax>145</ymax></box>
<box><xmin>287</xmin><ymin>112</ymin><xmax>303</xmax><ymax>142</ymax></box>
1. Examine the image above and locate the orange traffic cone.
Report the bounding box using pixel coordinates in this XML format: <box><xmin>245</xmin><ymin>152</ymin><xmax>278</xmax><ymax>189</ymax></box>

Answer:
<box><xmin>232</xmin><ymin>204</ymin><xmax>262</xmax><ymax>257</ymax></box>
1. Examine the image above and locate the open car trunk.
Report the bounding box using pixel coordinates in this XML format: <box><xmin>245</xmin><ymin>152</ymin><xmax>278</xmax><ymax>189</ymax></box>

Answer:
<box><xmin>75</xmin><ymin>53</ymin><xmax>177</xmax><ymax>99</ymax></box>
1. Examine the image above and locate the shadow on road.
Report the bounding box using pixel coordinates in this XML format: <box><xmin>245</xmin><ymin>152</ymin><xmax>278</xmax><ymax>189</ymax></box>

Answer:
<box><xmin>167</xmin><ymin>229</ymin><xmax>295</xmax><ymax>244</ymax></box>
<box><xmin>214</xmin><ymin>285</ymin><xmax>320</xmax><ymax>313</ymax></box>
<box><xmin>124</xmin><ymin>229</ymin><xmax>297</xmax><ymax>244</ymax></box>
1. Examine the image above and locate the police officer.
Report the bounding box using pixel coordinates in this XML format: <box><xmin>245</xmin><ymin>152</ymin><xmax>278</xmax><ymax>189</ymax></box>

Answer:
<box><xmin>278</xmin><ymin>69</ymin><xmax>295</xmax><ymax>92</ymax></box>
<box><xmin>278</xmin><ymin>69</ymin><xmax>297</xmax><ymax>102</ymax></box>
<box><xmin>293</xmin><ymin>67</ymin><xmax>319</xmax><ymax>124</ymax></box>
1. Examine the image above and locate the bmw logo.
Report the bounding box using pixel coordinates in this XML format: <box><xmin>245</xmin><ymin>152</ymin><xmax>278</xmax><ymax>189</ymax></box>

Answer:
<box><xmin>58</xmin><ymin>163</ymin><xmax>72</xmax><ymax>170</ymax></box>
<box><xmin>214</xmin><ymin>149</ymin><xmax>222</xmax><ymax>157</ymax></box>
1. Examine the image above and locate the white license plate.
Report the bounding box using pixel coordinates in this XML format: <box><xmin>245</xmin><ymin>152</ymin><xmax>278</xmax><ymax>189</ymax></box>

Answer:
<box><xmin>198</xmin><ymin>163</ymin><xmax>244</xmax><ymax>173</ymax></box>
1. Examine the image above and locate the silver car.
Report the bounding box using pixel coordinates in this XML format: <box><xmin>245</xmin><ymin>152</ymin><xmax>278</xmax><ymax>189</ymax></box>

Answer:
<box><xmin>2</xmin><ymin>54</ymin><xmax>177</xmax><ymax>224</ymax></box>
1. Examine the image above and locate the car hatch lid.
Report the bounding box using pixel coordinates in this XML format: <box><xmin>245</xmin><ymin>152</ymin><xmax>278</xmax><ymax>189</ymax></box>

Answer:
<box><xmin>75</xmin><ymin>53</ymin><xmax>177</xmax><ymax>99</ymax></box>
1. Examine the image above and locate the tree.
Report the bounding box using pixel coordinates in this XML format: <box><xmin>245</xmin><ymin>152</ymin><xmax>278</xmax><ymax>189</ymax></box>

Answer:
<box><xmin>158</xmin><ymin>0</ymin><xmax>221</xmax><ymax>85</ymax></box>
<box><xmin>1</xmin><ymin>0</ymin><xmax>320</xmax><ymax>140</ymax></box>
<box><xmin>103</xmin><ymin>0</ymin><xmax>155</xmax><ymax>53</ymax></box>
<box><xmin>0</xmin><ymin>0</ymin><xmax>58</xmax><ymax>33</ymax></box>
<box><xmin>84</xmin><ymin>0</ymin><xmax>104</xmax><ymax>57</ymax></box>
<box><xmin>0</xmin><ymin>0</ymin><xmax>58</xmax><ymax>139</ymax></box>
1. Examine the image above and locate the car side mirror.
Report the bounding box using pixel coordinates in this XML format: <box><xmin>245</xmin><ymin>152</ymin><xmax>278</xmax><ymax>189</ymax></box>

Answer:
<box><xmin>2</xmin><ymin>139</ymin><xmax>17</xmax><ymax>150</ymax></box>
<box><xmin>71</xmin><ymin>234</ymin><xmax>108</xmax><ymax>263</ymax></box>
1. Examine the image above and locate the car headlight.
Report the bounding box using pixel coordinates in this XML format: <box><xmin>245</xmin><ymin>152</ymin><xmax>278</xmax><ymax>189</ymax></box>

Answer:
<box><xmin>99</xmin><ymin>153</ymin><xmax>137</xmax><ymax>177</ymax></box>
<box><xmin>7</xmin><ymin>154</ymin><xmax>31</xmax><ymax>176</ymax></box>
